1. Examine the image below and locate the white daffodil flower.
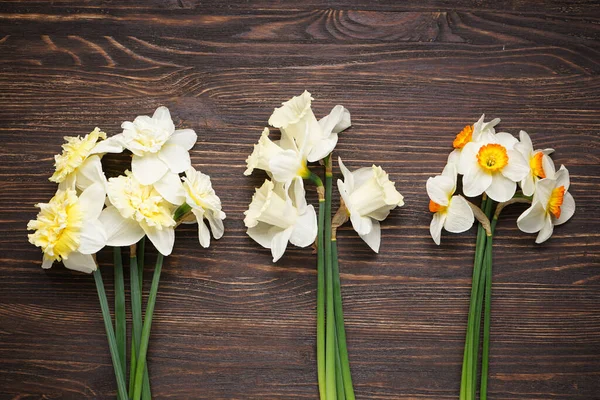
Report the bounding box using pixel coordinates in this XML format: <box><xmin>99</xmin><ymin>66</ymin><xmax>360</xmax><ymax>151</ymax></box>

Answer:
<box><xmin>244</xmin><ymin>127</ymin><xmax>309</xmax><ymax>183</ymax></box>
<box><xmin>27</xmin><ymin>183</ymin><xmax>107</xmax><ymax>273</ymax></box>
<box><xmin>111</xmin><ymin>106</ymin><xmax>197</xmax><ymax>186</ymax></box>
<box><xmin>49</xmin><ymin>127</ymin><xmax>123</xmax><ymax>191</ymax></box>
<box><xmin>448</xmin><ymin>114</ymin><xmax>501</xmax><ymax>172</ymax></box>
<box><xmin>268</xmin><ymin>90</ymin><xmax>351</xmax><ymax>163</ymax></box>
<box><xmin>426</xmin><ymin>164</ymin><xmax>475</xmax><ymax>245</ymax></box>
<box><xmin>514</xmin><ymin>130</ymin><xmax>556</xmax><ymax>196</ymax></box>
<box><xmin>182</xmin><ymin>167</ymin><xmax>226</xmax><ymax>248</ymax></box>
<box><xmin>101</xmin><ymin>171</ymin><xmax>177</xmax><ymax>256</ymax></box>
<box><xmin>244</xmin><ymin>178</ymin><xmax>317</xmax><ymax>262</ymax></box>
<box><xmin>337</xmin><ymin>157</ymin><xmax>404</xmax><ymax>253</ymax></box>
<box><xmin>458</xmin><ymin>131</ymin><xmax>530</xmax><ymax>202</ymax></box>
<box><xmin>517</xmin><ymin>166</ymin><xmax>575</xmax><ymax>243</ymax></box>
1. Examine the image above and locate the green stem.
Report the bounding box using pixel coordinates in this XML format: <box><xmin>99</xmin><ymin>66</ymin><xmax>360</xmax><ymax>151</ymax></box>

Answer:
<box><xmin>138</xmin><ymin>237</ymin><xmax>145</xmax><ymax>291</ymax></box>
<box><xmin>460</xmin><ymin>197</ymin><xmax>490</xmax><ymax>400</ymax></box>
<box><xmin>129</xmin><ymin>252</ymin><xmax>142</xmax><ymax>397</ymax></box>
<box><xmin>133</xmin><ymin>254</ymin><xmax>163</xmax><ymax>400</ymax></box>
<box><xmin>324</xmin><ymin>156</ymin><xmax>337</xmax><ymax>400</ymax></box>
<box><xmin>114</xmin><ymin>247</ymin><xmax>126</xmax><ymax>400</ymax></box>
<box><xmin>317</xmin><ymin>197</ymin><xmax>326</xmax><ymax>400</ymax></box>
<box><xmin>335</xmin><ymin>329</ymin><xmax>346</xmax><ymax>400</ymax></box>
<box><xmin>480</xmin><ymin>217</ymin><xmax>498</xmax><ymax>400</ymax></box>
<box><xmin>93</xmin><ymin>269</ymin><xmax>129</xmax><ymax>400</ymax></box>
<box><xmin>332</xmin><ymin>240</ymin><xmax>355</xmax><ymax>399</ymax></box>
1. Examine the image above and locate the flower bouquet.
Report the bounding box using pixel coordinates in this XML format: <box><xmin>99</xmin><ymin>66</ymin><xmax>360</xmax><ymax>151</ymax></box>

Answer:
<box><xmin>427</xmin><ymin>115</ymin><xmax>575</xmax><ymax>399</ymax></box>
<box><xmin>27</xmin><ymin>107</ymin><xmax>226</xmax><ymax>399</ymax></box>
<box><xmin>243</xmin><ymin>91</ymin><xmax>404</xmax><ymax>399</ymax></box>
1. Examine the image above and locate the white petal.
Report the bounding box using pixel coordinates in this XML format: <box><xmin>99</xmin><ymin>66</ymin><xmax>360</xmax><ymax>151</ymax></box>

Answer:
<box><xmin>168</xmin><ymin>128</ymin><xmax>197</xmax><ymax>151</ymax></box>
<box><xmin>447</xmin><ymin>149</ymin><xmax>461</xmax><ymax>168</ymax></box>
<box><xmin>193</xmin><ymin>209</ymin><xmax>211</xmax><ymax>248</ymax></box>
<box><xmin>359</xmin><ymin>220</ymin><xmax>381</xmax><ymax>253</ymax></box>
<box><xmin>99</xmin><ymin>206</ymin><xmax>145</xmax><ymax>246</ymax></box>
<box><xmin>554</xmin><ymin>191</ymin><xmax>575</xmax><ymax>225</ymax></box>
<box><xmin>206</xmin><ymin>211</ymin><xmax>225</xmax><ymax>240</ymax></box>
<box><xmin>154</xmin><ymin>172</ymin><xmax>185</xmax><ymax>205</ymax></box>
<box><xmin>42</xmin><ymin>256</ymin><xmax>54</xmax><ymax>269</ymax></box>
<box><xmin>78</xmin><ymin>219</ymin><xmax>107</xmax><ymax>254</ymax></box>
<box><xmin>458</xmin><ymin>142</ymin><xmax>480</xmax><ymax>176</ymax></box>
<box><xmin>338</xmin><ymin>157</ymin><xmax>354</xmax><ymax>192</ymax></box>
<box><xmin>518</xmin><ymin>130</ymin><xmax>533</xmax><ymax>152</ymax></box>
<box><xmin>520</xmin><ymin>174</ymin><xmax>535</xmax><ymax>197</ymax></box>
<box><xmin>463</xmin><ymin>165</ymin><xmax>492</xmax><ymax>198</ymax></box>
<box><xmin>307</xmin><ymin>134</ymin><xmax>338</xmax><ymax>162</ymax></box>
<box><xmin>247</xmin><ymin>222</ymin><xmax>277</xmax><ymax>249</ymax></box>
<box><xmin>486</xmin><ymin>173</ymin><xmax>516</xmax><ymax>202</ymax></box>
<box><xmin>269</xmin><ymin>149</ymin><xmax>303</xmax><ymax>183</ymax></box>
<box><xmin>290</xmin><ymin>177</ymin><xmax>308</xmax><ymax>212</ymax></box>
<box><xmin>351</xmin><ymin>167</ymin><xmax>374</xmax><ymax>189</ymax></box>
<box><xmin>350</xmin><ymin>212</ymin><xmax>372</xmax><ymax>236</ymax></box>
<box><xmin>426</xmin><ymin>175</ymin><xmax>454</xmax><ymax>206</ymax></box>
<box><xmin>494</xmin><ymin>132</ymin><xmax>518</xmax><ymax>150</ymax></box>
<box><xmin>62</xmin><ymin>252</ymin><xmax>97</xmax><ymax>274</ymax></box>
<box><xmin>430</xmin><ymin>212</ymin><xmax>446</xmax><ymax>245</ymax></box>
<box><xmin>271</xmin><ymin>227</ymin><xmax>293</xmax><ymax>262</ymax></box>
<box><xmin>554</xmin><ymin>165</ymin><xmax>570</xmax><ymax>191</ymax></box>
<box><xmin>152</xmin><ymin>106</ymin><xmax>175</xmax><ymax>133</ymax></box>
<box><xmin>90</xmin><ymin>135</ymin><xmax>125</xmax><ymax>155</ymax></box>
<box><xmin>441</xmin><ymin>163</ymin><xmax>458</xmax><ymax>187</ymax></box>
<box><xmin>79</xmin><ymin>183</ymin><xmax>106</xmax><ymax>221</ymax></box>
<box><xmin>319</xmin><ymin>105</ymin><xmax>351</xmax><ymax>135</ymax></box>
<box><xmin>289</xmin><ymin>205</ymin><xmax>317</xmax><ymax>247</ymax></box>
<box><xmin>502</xmin><ymin>150</ymin><xmax>529</xmax><ymax>182</ymax></box>
<box><xmin>517</xmin><ymin>202</ymin><xmax>546</xmax><ymax>233</ymax></box>
<box><xmin>143</xmin><ymin>225</ymin><xmax>175</xmax><ymax>256</ymax></box>
<box><xmin>158</xmin><ymin>144</ymin><xmax>191</xmax><ymax>174</ymax></box>
<box><xmin>533</xmin><ymin>179</ymin><xmax>555</xmax><ymax>210</ymax></box>
<box><xmin>542</xmin><ymin>154</ymin><xmax>556</xmax><ymax>179</ymax></box>
<box><xmin>444</xmin><ymin>196</ymin><xmax>475</xmax><ymax>233</ymax></box>
<box><xmin>536</xmin><ymin>215</ymin><xmax>554</xmax><ymax>244</ymax></box>
<box><xmin>75</xmin><ymin>155</ymin><xmax>106</xmax><ymax>191</ymax></box>
<box><xmin>132</xmin><ymin>153</ymin><xmax>168</xmax><ymax>185</ymax></box>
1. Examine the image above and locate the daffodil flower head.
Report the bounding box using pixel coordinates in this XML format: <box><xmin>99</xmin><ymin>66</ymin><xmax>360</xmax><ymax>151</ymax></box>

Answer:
<box><xmin>426</xmin><ymin>164</ymin><xmax>475</xmax><ymax>245</ymax></box>
<box><xmin>268</xmin><ymin>91</ymin><xmax>351</xmax><ymax>163</ymax></box>
<box><xmin>337</xmin><ymin>157</ymin><xmax>404</xmax><ymax>253</ymax></box>
<box><xmin>101</xmin><ymin>171</ymin><xmax>176</xmax><ymax>256</ymax></box>
<box><xmin>244</xmin><ymin>127</ymin><xmax>309</xmax><ymax>183</ymax></box>
<box><xmin>514</xmin><ymin>130</ymin><xmax>556</xmax><ymax>196</ymax></box>
<box><xmin>115</xmin><ymin>106</ymin><xmax>198</xmax><ymax>185</ymax></box>
<box><xmin>448</xmin><ymin>114</ymin><xmax>501</xmax><ymax>172</ymax></box>
<box><xmin>517</xmin><ymin>166</ymin><xmax>575</xmax><ymax>243</ymax></box>
<box><xmin>49</xmin><ymin>127</ymin><xmax>122</xmax><ymax>191</ymax></box>
<box><xmin>458</xmin><ymin>131</ymin><xmax>530</xmax><ymax>202</ymax></box>
<box><xmin>27</xmin><ymin>183</ymin><xmax>107</xmax><ymax>273</ymax></box>
<box><xmin>182</xmin><ymin>167</ymin><xmax>226</xmax><ymax>248</ymax></box>
<box><xmin>244</xmin><ymin>178</ymin><xmax>317</xmax><ymax>262</ymax></box>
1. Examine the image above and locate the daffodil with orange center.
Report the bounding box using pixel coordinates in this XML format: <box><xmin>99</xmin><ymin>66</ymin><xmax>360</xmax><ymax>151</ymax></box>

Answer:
<box><xmin>458</xmin><ymin>131</ymin><xmax>530</xmax><ymax>202</ymax></box>
<box><xmin>447</xmin><ymin>114</ymin><xmax>500</xmax><ymax>172</ymax></box>
<box><xmin>517</xmin><ymin>166</ymin><xmax>575</xmax><ymax>243</ymax></box>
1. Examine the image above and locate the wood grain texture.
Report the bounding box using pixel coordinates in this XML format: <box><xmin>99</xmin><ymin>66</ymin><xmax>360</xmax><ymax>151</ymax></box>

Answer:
<box><xmin>0</xmin><ymin>1</ymin><xmax>599</xmax><ymax>399</ymax></box>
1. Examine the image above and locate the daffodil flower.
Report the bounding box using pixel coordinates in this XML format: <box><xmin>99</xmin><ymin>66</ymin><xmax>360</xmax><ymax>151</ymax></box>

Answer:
<box><xmin>337</xmin><ymin>157</ymin><xmax>404</xmax><ymax>253</ymax></box>
<box><xmin>27</xmin><ymin>183</ymin><xmax>107</xmax><ymax>273</ymax></box>
<box><xmin>459</xmin><ymin>132</ymin><xmax>529</xmax><ymax>202</ymax></box>
<box><xmin>268</xmin><ymin>90</ymin><xmax>351</xmax><ymax>163</ymax></box>
<box><xmin>244</xmin><ymin>178</ymin><xmax>317</xmax><ymax>262</ymax></box>
<box><xmin>517</xmin><ymin>166</ymin><xmax>575</xmax><ymax>243</ymax></box>
<box><xmin>49</xmin><ymin>127</ymin><xmax>123</xmax><ymax>191</ymax></box>
<box><xmin>448</xmin><ymin>114</ymin><xmax>501</xmax><ymax>172</ymax></box>
<box><xmin>426</xmin><ymin>164</ymin><xmax>475</xmax><ymax>245</ymax></box>
<box><xmin>181</xmin><ymin>167</ymin><xmax>226</xmax><ymax>248</ymax></box>
<box><xmin>111</xmin><ymin>106</ymin><xmax>197</xmax><ymax>186</ymax></box>
<box><xmin>514</xmin><ymin>130</ymin><xmax>556</xmax><ymax>196</ymax></box>
<box><xmin>101</xmin><ymin>171</ymin><xmax>177</xmax><ymax>256</ymax></box>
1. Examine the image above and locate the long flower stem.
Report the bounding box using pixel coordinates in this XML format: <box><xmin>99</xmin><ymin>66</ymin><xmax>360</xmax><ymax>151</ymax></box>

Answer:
<box><xmin>480</xmin><ymin>217</ymin><xmax>498</xmax><ymax>400</ymax></box>
<box><xmin>133</xmin><ymin>254</ymin><xmax>164</xmax><ymax>400</ymax></box>
<box><xmin>460</xmin><ymin>197</ymin><xmax>490</xmax><ymax>400</ymax></box>
<box><xmin>324</xmin><ymin>156</ymin><xmax>337</xmax><ymax>400</ymax></box>
<box><xmin>332</xmin><ymin>240</ymin><xmax>355</xmax><ymax>399</ymax></box>
<box><xmin>113</xmin><ymin>247</ymin><xmax>126</xmax><ymax>400</ymax></box>
<box><xmin>316</xmin><ymin>189</ymin><xmax>326</xmax><ymax>400</ymax></box>
<box><xmin>135</xmin><ymin>237</ymin><xmax>151</xmax><ymax>400</ymax></box>
<box><xmin>129</xmin><ymin>248</ymin><xmax>142</xmax><ymax>397</ymax></box>
<box><xmin>93</xmin><ymin>269</ymin><xmax>129</xmax><ymax>400</ymax></box>
<box><xmin>335</xmin><ymin>329</ymin><xmax>346</xmax><ymax>400</ymax></box>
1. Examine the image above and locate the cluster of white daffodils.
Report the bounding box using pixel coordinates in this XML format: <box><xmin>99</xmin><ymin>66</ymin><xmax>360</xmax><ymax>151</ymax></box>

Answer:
<box><xmin>244</xmin><ymin>91</ymin><xmax>404</xmax><ymax>260</ymax></box>
<box><xmin>28</xmin><ymin>107</ymin><xmax>225</xmax><ymax>272</ymax></box>
<box><xmin>427</xmin><ymin>115</ymin><xmax>575</xmax><ymax>244</ymax></box>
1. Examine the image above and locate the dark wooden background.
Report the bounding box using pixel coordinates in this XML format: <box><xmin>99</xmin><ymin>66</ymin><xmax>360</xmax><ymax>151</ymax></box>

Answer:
<box><xmin>1</xmin><ymin>1</ymin><xmax>599</xmax><ymax>399</ymax></box>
